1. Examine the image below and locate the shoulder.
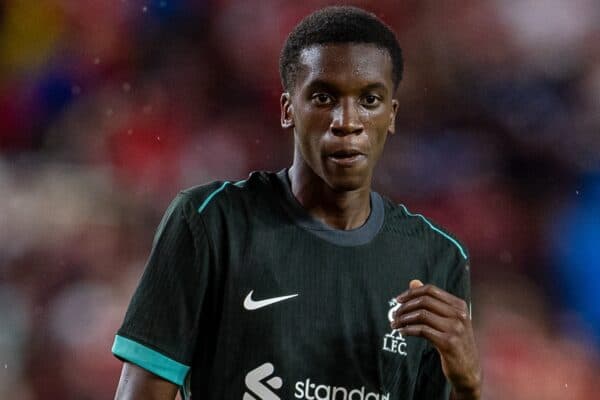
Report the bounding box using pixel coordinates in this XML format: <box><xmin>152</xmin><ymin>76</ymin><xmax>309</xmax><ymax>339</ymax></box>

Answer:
<box><xmin>176</xmin><ymin>171</ymin><xmax>272</xmax><ymax>214</ymax></box>
<box><xmin>156</xmin><ymin>171</ymin><xmax>275</xmax><ymax>242</ymax></box>
<box><xmin>381</xmin><ymin>197</ymin><xmax>469</xmax><ymax>262</ymax></box>
<box><xmin>165</xmin><ymin>171</ymin><xmax>282</xmax><ymax>238</ymax></box>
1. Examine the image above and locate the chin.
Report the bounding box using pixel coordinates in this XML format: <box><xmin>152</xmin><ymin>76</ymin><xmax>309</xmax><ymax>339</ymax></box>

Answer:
<box><xmin>325</xmin><ymin>173</ymin><xmax>367</xmax><ymax>192</ymax></box>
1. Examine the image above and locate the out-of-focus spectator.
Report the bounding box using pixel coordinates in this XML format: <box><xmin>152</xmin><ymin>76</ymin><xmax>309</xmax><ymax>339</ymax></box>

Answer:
<box><xmin>475</xmin><ymin>273</ymin><xmax>600</xmax><ymax>399</ymax></box>
<box><xmin>550</xmin><ymin>173</ymin><xmax>600</xmax><ymax>347</ymax></box>
<box><xmin>1</xmin><ymin>0</ymin><xmax>599</xmax><ymax>398</ymax></box>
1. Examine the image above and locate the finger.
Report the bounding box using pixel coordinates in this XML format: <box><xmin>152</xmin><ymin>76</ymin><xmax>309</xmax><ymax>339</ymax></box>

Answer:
<box><xmin>398</xmin><ymin>324</ymin><xmax>447</xmax><ymax>349</ymax></box>
<box><xmin>392</xmin><ymin>308</ymin><xmax>454</xmax><ymax>333</ymax></box>
<box><xmin>409</xmin><ymin>279</ymin><xmax>423</xmax><ymax>289</ymax></box>
<box><xmin>398</xmin><ymin>284</ymin><xmax>467</xmax><ymax>313</ymax></box>
<box><xmin>395</xmin><ymin>279</ymin><xmax>424</xmax><ymax>302</ymax></box>
<box><xmin>394</xmin><ymin>294</ymin><xmax>459</xmax><ymax>319</ymax></box>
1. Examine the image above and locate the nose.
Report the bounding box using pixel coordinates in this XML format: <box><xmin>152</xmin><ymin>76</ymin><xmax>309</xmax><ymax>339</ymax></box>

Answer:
<box><xmin>330</xmin><ymin>98</ymin><xmax>363</xmax><ymax>136</ymax></box>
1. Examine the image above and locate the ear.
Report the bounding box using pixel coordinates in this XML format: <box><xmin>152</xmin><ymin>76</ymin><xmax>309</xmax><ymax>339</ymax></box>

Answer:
<box><xmin>280</xmin><ymin>92</ymin><xmax>294</xmax><ymax>129</ymax></box>
<box><xmin>388</xmin><ymin>99</ymin><xmax>399</xmax><ymax>135</ymax></box>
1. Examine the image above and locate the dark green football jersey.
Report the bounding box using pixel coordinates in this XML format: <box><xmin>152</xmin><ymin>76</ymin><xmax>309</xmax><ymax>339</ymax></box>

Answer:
<box><xmin>112</xmin><ymin>169</ymin><xmax>470</xmax><ymax>400</ymax></box>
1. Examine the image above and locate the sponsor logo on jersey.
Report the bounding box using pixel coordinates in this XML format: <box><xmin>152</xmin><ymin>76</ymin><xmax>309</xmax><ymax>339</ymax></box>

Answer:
<box><xmin>295</xmin><ymin>379</ymin><xmax>390</xmax><ymax>399</ymax></box>
<box><xmin>244</xmin><ymin>364</ymin><xmax>390</xmax><ymax>400</ymax></box>
<box><xmin>244</xmin><ymin>362</ymin><xmax>282</xmax><ymax>400</ymax></box>
<box><xmin>382</xmin><ymin>298</ymin><xmax>408</xmax><ymax>356</ymax></box>
<box><xmin>243</xmin><ymin>290</ymin><xmax>299</xmax><ymax>310</ymax></box>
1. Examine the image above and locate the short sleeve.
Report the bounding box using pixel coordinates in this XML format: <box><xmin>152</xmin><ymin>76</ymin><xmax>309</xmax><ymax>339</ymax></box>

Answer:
<box><xmin>447</xmin><ymin>259</ymin><xmax>472</xmax><ymax>319</ymax></box>
<box><xmin>112</xmin><ymin>193</ymin><xmax>212</xmax><ymax>386</ymax></box>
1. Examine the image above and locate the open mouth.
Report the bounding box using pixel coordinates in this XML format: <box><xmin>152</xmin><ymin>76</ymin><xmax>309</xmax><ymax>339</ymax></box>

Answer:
<box><xmin>327</xmin><ymin>149</ymin><xmax>366</xmax><ymax>166</ymax></box>
<box><xmin>330</xmin><ymin>149</ymin><xmax>363</xmax><ymax>158</ymax></box>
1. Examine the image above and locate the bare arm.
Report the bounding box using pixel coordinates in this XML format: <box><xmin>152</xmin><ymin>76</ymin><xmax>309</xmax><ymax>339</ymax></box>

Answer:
<box><xmin>114</xmin><ymin>362</ymin><xmax>179</xmax><ymax>400</ymax></box>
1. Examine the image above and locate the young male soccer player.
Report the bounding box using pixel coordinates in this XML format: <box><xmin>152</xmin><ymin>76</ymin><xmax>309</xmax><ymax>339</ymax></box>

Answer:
<box><xmin>112</xmin><ymin>6</ymin><xmax>481</xmax><ymax>400</ymax></box>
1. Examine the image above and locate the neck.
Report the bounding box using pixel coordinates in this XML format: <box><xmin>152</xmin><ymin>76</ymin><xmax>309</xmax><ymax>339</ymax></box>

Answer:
<box><xmin>288</xmin><ymin>162</ymin><xmax>372</xmax><ymax>231</ymax></box>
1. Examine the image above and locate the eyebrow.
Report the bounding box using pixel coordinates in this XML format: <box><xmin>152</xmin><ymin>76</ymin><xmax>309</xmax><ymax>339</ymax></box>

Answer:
<box><xmin>305</xmin><ymin>80</ymin><xmax>389</xmax><ymax>95</ymax></box>
<box><xmin>361</xmin><ymin>82</ymin><xmax>388</xmax><ymax>94</ymax></box>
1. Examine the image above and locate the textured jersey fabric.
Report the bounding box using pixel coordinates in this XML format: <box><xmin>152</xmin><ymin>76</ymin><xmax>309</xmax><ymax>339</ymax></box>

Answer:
<box><xmin>112</xmin><ymin>169</ymin><xmax>470</xmax><ymax>400</ymax></box>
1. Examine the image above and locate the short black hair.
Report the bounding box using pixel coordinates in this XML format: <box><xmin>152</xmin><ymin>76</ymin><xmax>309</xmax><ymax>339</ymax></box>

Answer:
<box><xmin>279</xmin><ymin>6</ymin><xmax>403</xmax><ymax>92</ymax></box>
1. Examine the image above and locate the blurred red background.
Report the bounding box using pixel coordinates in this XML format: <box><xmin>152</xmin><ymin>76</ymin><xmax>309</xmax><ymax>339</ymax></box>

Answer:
<box><xmin>1</xmin><ymin>1</ymin><xmax>599</xmax><ymax>398</ymax></box>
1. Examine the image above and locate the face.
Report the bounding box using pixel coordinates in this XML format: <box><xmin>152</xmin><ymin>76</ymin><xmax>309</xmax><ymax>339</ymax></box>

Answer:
<box><xmin>281</xmin><ymin>43</ymin><xmax>398</xmax><ymax>192</ymax></box>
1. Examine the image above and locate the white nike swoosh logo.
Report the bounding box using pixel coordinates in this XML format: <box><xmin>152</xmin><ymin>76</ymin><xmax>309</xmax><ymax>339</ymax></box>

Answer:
<box><xmin>243</xmin><ymin>290</ymin><xmax>298</xmax><ymax>310</ymax></box>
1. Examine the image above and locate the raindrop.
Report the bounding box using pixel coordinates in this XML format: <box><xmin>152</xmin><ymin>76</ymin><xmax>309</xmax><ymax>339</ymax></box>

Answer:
<box><xmin>94</xmin><ymin>57</ymin><xmax>101</xmax><ymax>65</ymax></box>
<box><xmin>71</xmin><ymin>85</ymin><xmax>81</xmax><ymax>95</ymax></box>
<box><xmin>142</xmin><ymin>5</ymin><xmax>148</xmax><ymax>13</ymax></box>
<box><xmin>122</xmin><ymin>83</ymin><xmax>131</xmax><ymax>92</ymax></box>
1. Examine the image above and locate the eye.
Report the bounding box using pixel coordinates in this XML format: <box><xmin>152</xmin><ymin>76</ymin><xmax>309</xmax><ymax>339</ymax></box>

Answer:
<box><xmin>361</xmin><ymin>94</ymin><xmax>382</xmax><ymax>107</ymax></box>
<box><xmin>312</xmin><ymin>93</ymin><xmax>334</xmax><ymax>105</ymax></box>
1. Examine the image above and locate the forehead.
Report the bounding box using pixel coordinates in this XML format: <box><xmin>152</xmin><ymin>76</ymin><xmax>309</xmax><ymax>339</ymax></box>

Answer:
<box><xmin>295</xmin><ymin>43</ymin><xmax>394</xmax><ymax>91</ymax></box>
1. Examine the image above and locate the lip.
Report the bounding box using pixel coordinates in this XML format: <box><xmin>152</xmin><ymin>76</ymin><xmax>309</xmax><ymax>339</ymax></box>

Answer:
<box><xmin>326</xmin><ymin>153</ymin><xmax>367</xmax><ymax>167</ymax></box>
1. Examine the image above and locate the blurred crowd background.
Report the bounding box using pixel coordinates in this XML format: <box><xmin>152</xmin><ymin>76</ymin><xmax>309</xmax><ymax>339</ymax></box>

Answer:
<box><xmin>1</xmin><ymin>0</ymin><xmax>599</xmax><ymax>398</ymax></box>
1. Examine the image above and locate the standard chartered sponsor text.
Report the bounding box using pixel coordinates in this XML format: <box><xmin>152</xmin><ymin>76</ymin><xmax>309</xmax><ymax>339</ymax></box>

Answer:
<box><xmin>294</xmin><ymin>378</ymin><xmax>389</xmax><ymax>400</ymax></box>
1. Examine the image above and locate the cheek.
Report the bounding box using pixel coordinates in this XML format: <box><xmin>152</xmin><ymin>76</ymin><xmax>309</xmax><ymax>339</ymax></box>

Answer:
<box><xmin>294</xmin><ymin>118</ymin><xmax>323</xmax><ymax>163</ymax></box>
<box><xmin>300</xmin><ymin>106</ymin><xmax>331</xmax><ymax>132</ymax></box>
<box><xmin>365</xmin><ymin>110</ymin><xmax>392</xmax><ymax>141</ymax></box>
<box><xmin>295</xmin><ymin>108</ymin><xmax>330</xmax><ymax>150</ymax></box>
<box><xmin>304</xmin><ymin>136</ymin><xmax>325</xmax><ymax>164</ymax></box>
<box><xmin>366</xmin><ymin>107</ymin><xmax>393</xmax><ymax>127</ymax></box>
<box><xmin>372</xmin><ymin>133</ymin><xmax>389</xmax><ymax>158</ymax></box>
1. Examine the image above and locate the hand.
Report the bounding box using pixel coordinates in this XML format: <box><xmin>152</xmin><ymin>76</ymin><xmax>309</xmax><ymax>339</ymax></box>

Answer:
<box><xmin>391</xmin><ymin>280</ymin><xmax>481</xmax><ymax>400</ymax></box>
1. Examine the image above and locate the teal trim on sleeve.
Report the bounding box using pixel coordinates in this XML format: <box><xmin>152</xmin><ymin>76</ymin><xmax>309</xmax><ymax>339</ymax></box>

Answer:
<box><xmin>399</xmin><ymin>204</ymin><xmax>468</xmax><ymax>260</ymax></box>
<box><xmin>197</xmin><ymin>181</ymin><xmax>230</xmax><ymax>213</ymax></box>
<box><xmin>112</xmin><ymin>335</ymin><xmax>190</xmax><ymax>386</ymax></box>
